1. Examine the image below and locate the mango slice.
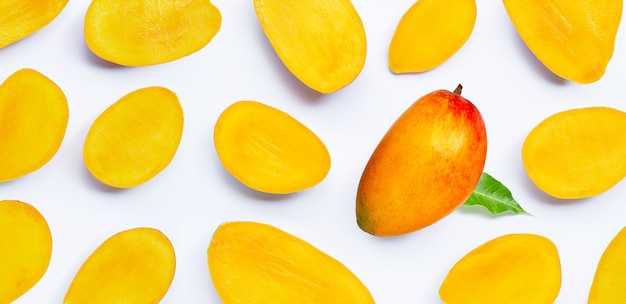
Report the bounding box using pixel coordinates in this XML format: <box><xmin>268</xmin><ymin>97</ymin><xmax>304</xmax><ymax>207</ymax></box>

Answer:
<box><xmin>84</xmin><ymin>0</ymin><xmax>222</xmax><ymax>66</ymax></box>
<box><xmin>83</xmin><ymin>86</ymin><xmax>184</xmax><ymax>188</ymax></box>
<box><xmin>589</xmin><ymin>227</ymin><xmax>626</xmax><ymax>303</ymax></box>
<box><xmin>389</xmin><ymin>0</ymin><xmax>476</xmax><ymax>73</ymax></box>
<box><xmin>439</xmin><ymin>233</ymin><xmax>562</xmax><ymax>304</ymax></box>
<box><xmin>214</xmin><ymin>100</ymin><xmax>330</xmax><ymax>194</ymax></box>
<box><xmin>0</xmin><ymin>200</ymin><xmax>52</xmax><ymax>303</ymax></box>
<box><xmin>208</xmin><ymin>221</ymin><xmax>375</xmax><ymax>304</ymax></box>
<box><xmin>0</xmin><ymin>0</ymin><xmax>69</xmax><ymax>48</ymax></box>
<box><xmin>356</xmin><ymin>85</ymin><xmax>487</xmax><ymax>236</ymax></box>
<box><xmin>522</xmin><ymin>107</ymin><xmax>626</xmax><ymax>199</ymax></box>
<box><xmin>64</xmin><ymin>227</ymin><xmax>176</xmax><ymax>304</ymax></box>
<box><xmin>0</xmin><ymin>68</ymin><xmax>69</xmax><ymax>182</ymax></box>
<box><xmin>254</xmin><ymin>0</ymin><xmax>366</xmax><ymax>93</ymax></box>
<box><xmin>503</xmin><ymin>0</ymin><xmax>622</xmax><ymax>84</ymax></box>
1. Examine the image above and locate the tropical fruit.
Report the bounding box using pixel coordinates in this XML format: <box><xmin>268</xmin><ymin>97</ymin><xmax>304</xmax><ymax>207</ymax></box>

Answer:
<box><xmin>522</xmin><ymin>107</ymin><xmax>626</xmax><ymax>199</ymax></box>
<box><xmin>356</xmin><ymin>85</ymin><xmax>487</xmax><ymax>236</ymax></box>
<box><xmin>589</xmin><ymin>227</ymin><xmax>626</xmax><ymax>303</ymax></box>
<box><xmin>389</xmin><ymin>0</ymin><xmax>476</xmax><ymax>73</ymax></box>
<box><xmin>439</xmin><ymin>233</ymin><xmax>562</xmax><ymax>304</ymax></box>
<box><xmin>254</xmin><ymin>0</ymin><xmax>366</xmax><ymax>93</ymax></box>
<box><xmin>0</xmin><ymin>68</ymin><xmax>69</xmax><ymax>182</ymax></box>
<box><xmin>208</xmin><ymin>221</ymin><xmax>375</xmax><ymax>304</ymax></box>
<box><xmin>0</xmin><ymin>0</ymin><xmax>69</xmax><ymax>48</ymax></box>
<box><xmin>84</xmin><ymin>0</ymin><xmax>222</xmax><ymax>66</ymax></box>
<box><xmin>83</xmin><ymin>86</ymin><xmax>184</xmax><ymax>188</ymax></box>
<box><xmin>214</xmin><ymin>100</ymin><xmax>330</xmax><ymax>194</ymax></box>
<box><xmin>503</xmin><ymin>0</ymin><xmax>623</xmax><ymax>83</ymax></box>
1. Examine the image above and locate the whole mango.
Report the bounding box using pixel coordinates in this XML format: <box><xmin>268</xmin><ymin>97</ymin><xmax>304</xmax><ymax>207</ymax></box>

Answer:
<box><xmin>356</xmin><ymin>85</ymin><xmax>487</xmax><ymax>236</ymax></box>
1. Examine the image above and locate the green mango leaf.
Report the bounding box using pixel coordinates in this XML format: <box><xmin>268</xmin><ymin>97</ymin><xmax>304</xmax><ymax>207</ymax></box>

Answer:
<box><xmin>463</xmin><ymin>172</ymin><xmax>530</xmax><ymax>215</ymax></box>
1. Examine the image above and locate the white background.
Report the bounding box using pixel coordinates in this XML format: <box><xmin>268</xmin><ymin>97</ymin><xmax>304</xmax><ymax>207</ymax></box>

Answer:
<box><xmin>2</xmin><ymin>1</ymin><xmax>626</xmax><ymax>303</ymax></box>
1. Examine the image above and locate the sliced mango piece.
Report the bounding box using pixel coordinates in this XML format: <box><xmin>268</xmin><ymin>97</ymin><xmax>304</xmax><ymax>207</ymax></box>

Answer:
<box><xmin>0</xmin><ymin>68</ymin><xmax>69</xmax><ymax>182</ymax></box>
<box><xmin>254</xmin><ymin>0</ymin><xmax>366</xmax><ymax>93</ymax></box>
<box><xmin>214</xmin><ymin>100</ymin><xmax>330</xmax><ymax>194</ymax></box>
<box><xmin>439</xmin><ymin>233</ymin><xmax>562</xmax><ymax>304</ymax></box>
<box><xmin>522</xmin><ymin>107</ymin><xmax>626</xmax><ymax>199</ymax></box>
<box><xmin>503</xmin><ymin>0</ymin><xmax>622</xmax><ymax>83</ymax></box>
<box><xmin>84</xmin><ymin>0</ymin><xmax>222</xmax><ymax>66</ymax></box>
<box><xmin>0</xmin><ymin>200</ymin><xmax>52</xmax><ymax>303</ymax></box>
<box><xmin>589</xmin><ymin>227</ymin><xmax>626</xmax><ymax>303</ymax></box>
<box><xmin>83</xmin><ymin>86</ymin><xmax>184</xmax><ymax>188</ymax></box>
<box><xmin>64</xmin><ymin>227</ymin><xmax>176</xmax><ymax>304</ymax></box>
<box><xmin>389</xmin><ymin>0</ymin><xmax>476</xmax><ymax>73</ymax></box>
<box><xmin>0</xmin><ymin>0</ymin><xmax>69</xmax><ymax>48</ymax></box>
<box><xmin>208</xmin><ymin>221</ymin><xmax>375</xmax><ymax>304</ymax></box>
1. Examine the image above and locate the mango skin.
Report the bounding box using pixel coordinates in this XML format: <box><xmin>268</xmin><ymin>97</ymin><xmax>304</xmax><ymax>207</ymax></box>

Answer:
<box><xmin>439</xmin><ymin>234</ymin><xmax>562</xmax><ymax>304</ymax></box>
<box><xmin>254</xmin><ymin>0</ymin><xmax>366</xmax><ymax>93</ymax></box>
<box><xmin>0</xmin><ymin>0</ymin><xmax>69</xmax><ymax>48</ymax></box>
<box><xmin>503</xmin><ymin>0</ymin><xmax>622</xmax><ymax>84</ymax></box>
<box><xmin>84</xmin><ymin>0</ymin><xmax>222</xmax><ymax>66</ymax></box>
<box><xmin>64</xmin><ymin>228</ymin><xmax>176</xmax><ymax>304</ymax></box>
<box><xmin>214</xmin><ymin>100</ymin><xmax>330</xmax><ymax>194</ymax></box>
<box><xmin>522</xmin><ymin>107</ymin><xmax>626</xmax><ymax>199</ymax></box>
<box><xmin>0</xmin><ymin>68</ymin><xmax>69</xmax><ymax>182</ymax></box>
<box><xmin>389</xmin><ymin>0</ymin><xmax>476</xmax><ymax>73</ymax></box>
<box><xmin>0</xmin><ymin>200</ymin><xmax>52</xmax><ymax>303</ymax></box>
<box><xmin>356</xmin><ymin>86</ymin><xmax>487</xmax><ymax>236</ymax></box>
<box><xmin>588</xmin><ymin>227</ymin><xmax>626</xmax><ymax>303</ymax></box>
<box><xmin>207</xmin><ymin>221</ymin><xmax>375</xmax><ymax>304</ymax></box>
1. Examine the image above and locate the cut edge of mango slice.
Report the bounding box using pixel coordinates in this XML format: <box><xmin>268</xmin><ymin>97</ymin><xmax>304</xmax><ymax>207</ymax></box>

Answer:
<box><xmin>0</xmin><ymin>0</ymin><xmax>70</xmax><ymax>48</ymax></box>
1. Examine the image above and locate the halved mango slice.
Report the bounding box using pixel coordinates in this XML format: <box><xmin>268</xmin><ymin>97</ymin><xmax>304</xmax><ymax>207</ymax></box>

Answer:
<box><xmin>208</xmin><ymin>221</ymin><xmax>375</xmax><ymax>304</ymax></box>
<box><xmin>0</xmin><ymin>0</ymin><xmax>69</xmax><ymax>48</ymax></box>
<box><xmin>439</xmin><ymin>233</ymin><xmax>561</xmax><ymax>304</ymax></box>
<box><xmin>84</xmin><ymin>0</ymin><xmax>222</xmax><ymax>66</ymax></box>
<box><xmin>83</xmin><ymin>86</ymin><xmax>184</xmax><ymax>188</ymax></box>
<box><xmin>503</xmin><ymin>0</ymin><xmax>622</xmax><ymax>83</ymax></box>
<box><xmin>64</xmin><ymin>228</ymin><xmax>176</xmax><ymax>304</ymax></box>
<box><xmin>389</xmin><ymin>0</ymin><xmax>476</xmax><ymax>73</ymax></box>
<box><xmin>214</xmin><ymin>100</ymin><xmax>331</xmax><ymax>194</ymax></box>
<box><xmin>0</xmin><ymin>68</ymin><xmax>69</xmax><ymax>182</ymax></box>
<box><xmin>589</xmin><ymin>227</ymin><xmax>626</xmax><ymax>303</ymax></box>
<box><xmin>522</xmin><ymin>107</ymin><xmax>626</xmax><ymax>199</ymax></box>
<box><xmin>254</xmin><ymin>0</ymin><xmax>366</xmax><ymax>93</ymax></box>
<box><xmin>0</xmin><ymin>200</ymin><xmax>52</xmax><ymax>303</ymax></box>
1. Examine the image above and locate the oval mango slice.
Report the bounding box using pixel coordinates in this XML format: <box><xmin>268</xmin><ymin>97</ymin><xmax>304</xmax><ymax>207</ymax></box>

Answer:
<box><xmin>214</xmin><ymin>100</ymin><xmax>331</xmax><ymax>194</ymax></box>
<box><xmin>254</xmin><ymin>0</ymin><xmax>366</xmax><ymax>93</ymax></box>
<box><xmin>522</xmin><ymin>107</ymin><xmax>626</xmax><ymax>199</ymax></box>
<box><xmin>84</xmin><ymin>0</ymin><xmax>222</xmax><ymax>66</ymax></box>
<box><xmin>0</xmin><ymin>68</ymin><xmax>69</xmax><ymax>182</ymax></box>
<box><xmin>0</xmin><ymin>200</ymin><xmax>52</xmax><ymax>303</ymax></box>
<box><xmin>83</xmin><ymin>86</ymin><xmax>184</xmax><ymax>188</ymax></box>
<box><xmin>503</xmin><ymin>0</ymin><xmax>622</xmax><ymax>84</ymax></box>
<box><xmin>389</xmin><ymin>0</ymin><xmax>476</xmax><ymax>73</ymax></box>
<box><xmin>208</xmin><ymin>221</ymin><xmax>375</xmax><ymax>304</ymax></box>
<box><xmin>439</xmin><ymin>233</ymin><xmax>562</xmax><ymax>304</ymax></box>
<box><xmin>589</xmin><ymin>227</ymin><xmax>626</xmax><ymax>303</ymax></box>
<box><xmin>0</xmin><ymin>0</ymin><xmax>69</xmax><ymax>48</ymax></box>
<box><xmin>64</xmin><ymin>227</ymin><xmax>176</xmax><ymax>304</ymax></box>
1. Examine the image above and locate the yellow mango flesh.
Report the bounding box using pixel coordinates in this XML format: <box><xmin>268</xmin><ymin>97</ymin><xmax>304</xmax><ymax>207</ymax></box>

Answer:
<box><xmin>503</xmin><ymin>0</ymin><xmax>622</xmax><ymax>84</ymax></box>
<box><xmin>84</xmin><ymin>0</ymin><xmax>222</xmax><ymax>66</ymax></box>
<box><xmin>208</xmin><ymin>221</ymin><xmax>375</xmax><ymax>304</ymax></box>
<box><xmin>83</xmin><ymin>86</ymin><xmax>184</xmax><ymax>188</ymax></box>
<box><xmin>0</xmin><ymin>200</ymin><xmax>52</xmax><ymax>303</ymax></box>
<box><xmin>439</xmin><ymin>234</ymin><xmax>562</xmax><ymax>304</ymax></box>
<box><xmin>0</xmin><ymin>0</ymin><xmax>69</xmax><ymax>48</ymax></box>
<box><xmin>389</xmin><ymin>0</ymin><xmax>476</xmax><ymax>73</ymax></box>
<box><xmin>522</xmin><ymin>107</ymin><xmax>626</xmax><ymax>199</ymax></box>
<box><xmin>356</xmin><ymin>86</ymin><xmax>487</xmax><ymax>236</ymax></box>
<box><xmin>214</xmin><ymin>101</ymin><xmax>330</xmax><ymax>194</ymax></box>
<box><xmin>254</xmin><ymin>0</ymin><xmax>366</xmax><ymax>93</ymax></box>
<box><xmin>0</xmin><ymin>68</ymin><xmax>69</xmax><ymax>182</ymax></box>
<box><xmin>64</xmin><ymin>228</ymin><xmax>176</xmax><ymax>304</ymax></box>
<box><xmin>589</xmin><ymin>227</ymin><xmax>626</xmax><ymax>303</ymax></box>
